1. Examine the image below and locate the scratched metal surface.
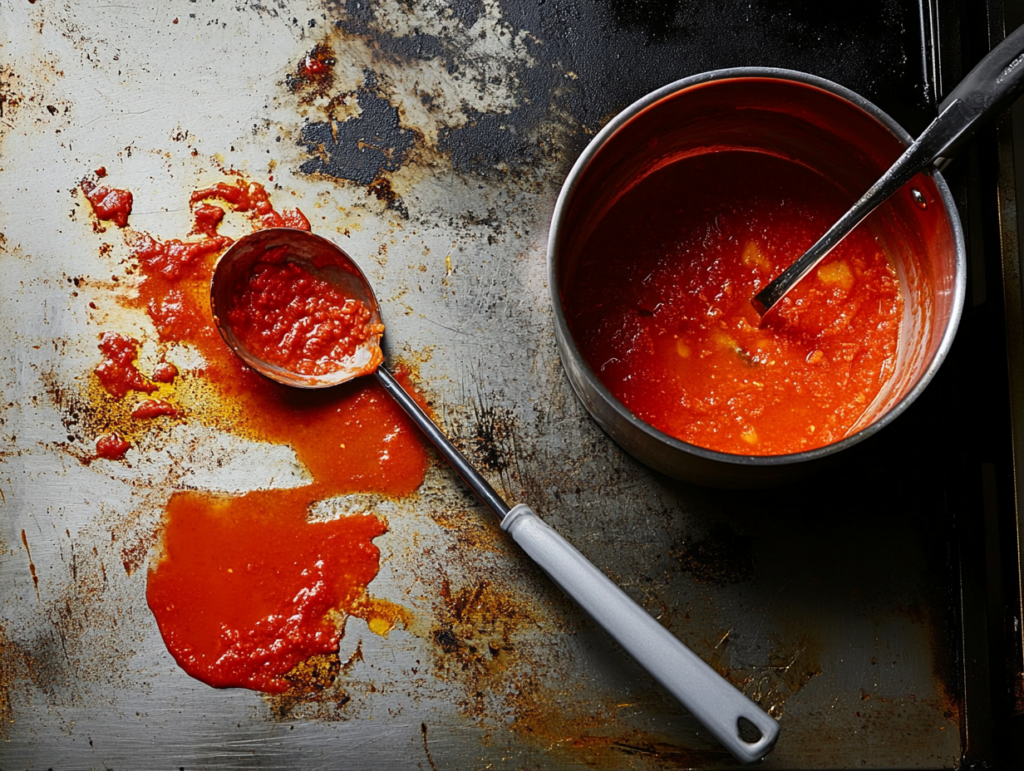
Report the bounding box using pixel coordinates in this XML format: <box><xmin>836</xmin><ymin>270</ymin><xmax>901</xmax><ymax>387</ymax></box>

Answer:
<box><xmin>0</xmin><ymin>1</ymin><xmax>967</xmax><ymax>768</ymax></box>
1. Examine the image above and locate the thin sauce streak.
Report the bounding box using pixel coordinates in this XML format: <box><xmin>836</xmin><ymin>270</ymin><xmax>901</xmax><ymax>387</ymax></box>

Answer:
<box><xmin>20</xmin><ymin>530</ymin><xmax>39</xmax><ymax>601</ymax></box>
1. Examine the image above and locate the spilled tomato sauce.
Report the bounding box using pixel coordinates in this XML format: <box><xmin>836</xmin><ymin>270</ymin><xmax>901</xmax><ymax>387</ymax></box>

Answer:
<box><xmin>146</xmin><ymin>490</ymin><xmax>386</xmax><ymax>693</ymax></box>
<box><xmin>88</xmin><ymin>176</ymin><xmax>428</xmax><ymax>692</ymax></box>
<box><xmin>94</xmin><ymin>332</ymin><xmax>158</xmax><ymax>399</ymax></box>
<box><xmin>131</xmin><ymin>398</ymin><xmax>179</xmax><ymax>420</ymax></box>
<box><xmin>82</xmin><ymin>178</ymin><xmax>133</xmax><ymax>228</ymax></box>
<box><xmin>150</xmin><ymin>361</ymin><xmax>178</xmax><ymax>383</ymax></box>
<box><xmin>564</xmin><ymin>151</ymin><xmax>903</xmax><ymax>456</ymax></box>
<box><xmin>95</xmin><ymin>432</ymin><xmax>130</xmax><ymax>460</ymax></box>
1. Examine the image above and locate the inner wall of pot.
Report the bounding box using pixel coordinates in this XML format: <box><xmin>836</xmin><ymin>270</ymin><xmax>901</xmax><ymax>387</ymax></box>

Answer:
<box><xmin>557</xmin><ymin>76</ymin><xmax>959</xmax><ymax>436</ymax></box>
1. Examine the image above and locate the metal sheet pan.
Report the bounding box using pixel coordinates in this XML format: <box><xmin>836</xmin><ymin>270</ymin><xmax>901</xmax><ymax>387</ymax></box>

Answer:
<box><xmin>0</xmin><ymin>0</ymin><xmax>1002</xmax><ymax>767</ymax></box>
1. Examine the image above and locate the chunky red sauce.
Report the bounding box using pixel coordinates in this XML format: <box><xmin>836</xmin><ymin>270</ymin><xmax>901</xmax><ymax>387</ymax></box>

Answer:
<box><xmin>564</xmin><ymin>151</ymin><xmax>902</xmax><ymax>456</ymax></box>
<box><xmin>81</xmin><ymin>179</ymin><xmax>133</xmax><ymax>228</ymax></box>
<box><xmin>131</xmin><ymin>398</ymin><xmax>179</xmax><ymax>420</ymax></box>
<box><xmin>225</xmin><ymin>248</ymin><xmax>384</xmax><ymax>377</ymax></box>
<box><xmin>190</xmin><ymin>181</ymin><xmax>311</xmax><ymax>231</ymax></box>
<box><xmin>95</xmin><ymin>432</ymin><xmax>130</xmax><ymax>460</ymax></box>
<box><xmin>95</xmin><ymin>332</ymin><xmax>158</xmax><ymax>399</ymax></box>
<box><xmin>85</xmin><ymin>178</ymin><xmax>432</xmax><ymax>692</ymax></box>
<box><xmin>146</xmin><ymin>490</ymin><xmax>386</xmax><ymax>693</ymax></box>
<box><xmin>150</xmin><ymin>362</ymin><xmax>178</xmax><ymax>383</ymax></box>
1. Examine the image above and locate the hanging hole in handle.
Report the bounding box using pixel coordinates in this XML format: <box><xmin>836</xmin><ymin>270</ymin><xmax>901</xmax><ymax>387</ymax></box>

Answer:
<box><xmin>737</xmin><ymin>716</ymin><xmax>764</xmax><ymax>744</ymax></box>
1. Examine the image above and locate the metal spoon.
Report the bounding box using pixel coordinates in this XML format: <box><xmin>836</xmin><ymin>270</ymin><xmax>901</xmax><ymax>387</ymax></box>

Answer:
<box><xmin>211</xmin><ymin>228</ymin><xmax>779</xmax><ymax>764</ymax></box>
<box><xmin>752</xmin><ymin>22</ymin><xmax>1024</xmax><ymax>316</ymax></box>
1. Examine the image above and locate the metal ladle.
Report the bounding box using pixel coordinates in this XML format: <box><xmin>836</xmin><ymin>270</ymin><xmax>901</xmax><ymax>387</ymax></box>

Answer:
<box><xmin>210</xmin><ymin>228</ymin><xmax>779</xmax><ymax>764</ymax></box>
<box><xmin>752</xmin><ymin>22</ymin><xmax>1024</xmax><ymax>316</ymax></box>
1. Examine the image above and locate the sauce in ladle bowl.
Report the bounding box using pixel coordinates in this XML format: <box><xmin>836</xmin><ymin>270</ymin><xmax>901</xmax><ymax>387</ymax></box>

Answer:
<box><xmin>211</xmin><ymin>228</ymin><xmax>384</xmax><ymax>389</ymax></box>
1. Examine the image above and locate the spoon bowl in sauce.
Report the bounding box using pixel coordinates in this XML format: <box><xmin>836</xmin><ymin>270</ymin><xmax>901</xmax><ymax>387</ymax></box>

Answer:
<box><xmin>752</xmin><ymin>23</ymin><xmax>1024</xmax><ymax>316</ymax></box>
<box><xmin>210</xmin><ymin>227</ymin><xmax>780</xmax><ymax>765</ymax></box>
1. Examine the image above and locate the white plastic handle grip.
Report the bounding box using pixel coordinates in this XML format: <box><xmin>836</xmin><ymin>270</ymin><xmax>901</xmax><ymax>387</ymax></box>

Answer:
<box><xmin>502</xmin><ymin>504</ymin><xmax>779</xmax><ymax>764</ymax></box>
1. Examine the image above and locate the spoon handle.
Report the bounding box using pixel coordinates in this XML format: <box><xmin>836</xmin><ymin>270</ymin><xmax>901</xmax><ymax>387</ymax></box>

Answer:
<box><xmin>374</xmin><ymin>366</ymin><xmax>510</xmax><ymax>518</ymax></box>
<box><xmin>374</xmin><ymin>365</ymin><xmax>779</xmax><ymax>763</ymax></box>
<box><xmin>752</xmin><ymin>22</ymin><xmax>1024</xmax><ymax>316</ymax></box>
<box><xmin>502</xmin><ymin>504</ymin><xmax>780</xmax><ymax>764</ymax></box>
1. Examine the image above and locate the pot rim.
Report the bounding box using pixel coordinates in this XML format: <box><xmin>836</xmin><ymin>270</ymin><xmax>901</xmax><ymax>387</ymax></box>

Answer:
<box><xmin>547</xmin><ymin>66</ymin><xmax>967</xmax><ymax>469</ymax></box>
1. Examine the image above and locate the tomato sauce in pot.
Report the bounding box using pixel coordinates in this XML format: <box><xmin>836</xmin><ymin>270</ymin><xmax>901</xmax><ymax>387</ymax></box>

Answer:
<box><xmin>563</xmin><ymin>150</ymin><xmax>903</xmax><ymax>456</ymax></box>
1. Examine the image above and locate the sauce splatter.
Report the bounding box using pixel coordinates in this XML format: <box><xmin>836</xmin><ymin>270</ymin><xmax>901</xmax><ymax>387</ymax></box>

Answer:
<box><xmin>151</xmin><ymin>362</ymin><xmax>178</xmax><ymax>383</ymax></box>
<box><xmin>95</xmin><ymin>432</ymin><xmax>131</xmax><ymax>460</ymax></box>
<box><xmin>94</xmin><ymin>332</ymin><xmax>158</xmax><ymax>399</ymax></box>
<box><xmin>131</xmin><ymin>398</ymin><xmax>179</xmax><ymax>420</ymax></box>
<box><xmin>81</xmin><ymin>178</ymin><xmax>133</xmax><ymax>228</ymax></box>
<box><xmin>190</xmin><ymin>180</ymin><xmax>310</xmax><ymax>231</ymax></box>
<box><xmin>85</xmin><ymin>176</ymin><xmax>430</xmax><ymax>692</ymax></box>
<box><xmin>564</xmin><ymin>150</ymin><xmax>902</xmax><ymax>456</ymax></box>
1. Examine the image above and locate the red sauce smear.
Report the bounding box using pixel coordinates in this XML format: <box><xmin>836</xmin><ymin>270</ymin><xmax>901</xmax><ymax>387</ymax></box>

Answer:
<box><xmin>146</xmin><ymin>490</ymin><xmax>385</xmax><ymax>693</ymax></box>
<box><xmin>564</xmin><ymin>151</ymin><xmax>902</xmax><ymax>456</ymax></box>
<box><xmin>190</xmin><ymin>181</ymin><xmax>310</xmax><ymax>231</ymax></box>
<box><xmin>151</xmin><ymin>362</ymin><xmax>178</xmax><ymax>383</ymax></box>
<box><xmin>95</xmin><ymin>432</ymin><xmax>130</xmax><ymax>460</ymax></box>
<box><xmin>131</xmin><ymin>398</ymin><xmax>179</xmax><ymax>420</ymax></box>
<box><xmin>102</xmin><ymin>178</ymin><xmax>432</xmax><ymax>692</ymax></box>
<box><xmin>81</xmin><ymin>179</ymin><xmax>133</xmax><ymax>228</ymax></box>
<box><xmin>95</xmin><ymin>332</ymin><xmax>158</xmax><ymax>399</ymax></box>
<box><xmin>225</xmin><ymin>248</ymin><xmax>384</xmax><ymax>377</ymax></box>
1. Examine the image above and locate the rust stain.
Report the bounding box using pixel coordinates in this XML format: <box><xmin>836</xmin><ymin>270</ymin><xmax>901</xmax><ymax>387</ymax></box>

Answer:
<box><xmin>20</xmin><ymin>529</ymin><xmax>39</xmax><ymax>601</ymax></box>
<box><xmin>420</xmin><ymin>722</ymin><xmax>439</xmax><ymax>771</ymax></box>
<box><xmin>350</xmin><ymin>595</ymin><xmax>411</xmax><ymax>638</ymax></box>
<box><xmin>428</xmin><ymin>504</ymin><xmax>508</xmax><ymax>555</ymax></box>
<box><xmin>427</xmin><ymin>578</ymin><xmax>534</xmax><ymax>717</ymax></box>
<box><xmin>267</xmin><ymin>641</ymin><xmax>364</xmax><ymax>721</ymax></box>
<box><xmin>493</xmin><ymin>671</ymin><xmax>734</xmax><ymax>769</ymax></box>
<box><xmin>120</xmin><ymin>536</ymin><xmax>149</xmax><ymax>577</ymax></box>
<box><xmin>708</xmin><ymin>630</ymin><xmax>824</xmax><ymax>720</ymax></box>
<box><xmin>0</xmin><ymin>624</ymin><xmax>19</xmax><ymax>739</ymax></box>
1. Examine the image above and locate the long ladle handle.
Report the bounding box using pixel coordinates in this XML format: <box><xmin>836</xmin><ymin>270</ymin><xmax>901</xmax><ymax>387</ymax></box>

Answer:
<box><xmin>502</xmin><ymin>504</ymin><xmax>780</xmax><ymax>763</ymax></box>
<box><xmin>374</xmin><ymin>366</ymin><xmax>510</xmax><ymax>519</ymax></box>
<box><xmin>752</xmin><ymin>21</ymin><xmax>1024</xmax><ymax>316</ymax></box>
<box><xmin>373</xmin><ymin>366</ymin><xmax>779</xmax><ymax>763</ymax></box>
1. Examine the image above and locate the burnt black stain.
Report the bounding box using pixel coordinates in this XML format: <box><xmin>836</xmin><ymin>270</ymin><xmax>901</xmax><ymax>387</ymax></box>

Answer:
<box><xmin>672</xmin><ymin>524</ymin><xmax>754</xmax><ymax>585</ymax></box>
<box><xmin>307</xmin><ymin>0</ymin><xmax>933</xmax><ymax>198</ymax></box>
<box><xmin>298</xmin><ymin>69</ymin><xmax>416</xmax><ymax>213</ymax></box>
<box><xmin>432</xmin><ymin>626</ymin><xmax>460</xmax><ymax>654</ymax></box>
<box><xmin>606</xmin><ymin>0</ymin><xmax>684</xmax><ymax>42</ymax></box>
<box><xmin>365</xmin><ymin>176</ymin><xmax>408</xmax><ymax>218</ymax></box>
<box><xmin>332</xmin><ymin>1</ymin><xmax>452</xmax><ymax>64</ymax></box>
<box><xmin>437</xmin><ymin>110</ymin><xmax>542</xmax><ymax>179</ymax></box>
<box><xmin>469</xmin><ymin>400</ymin><xmax>517</xmax><ymax>475</ymax></box>
<box><xmin>449</xmin><ymin>0</ymin><xmax>485</xmax><ymax>28</ymax></box>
